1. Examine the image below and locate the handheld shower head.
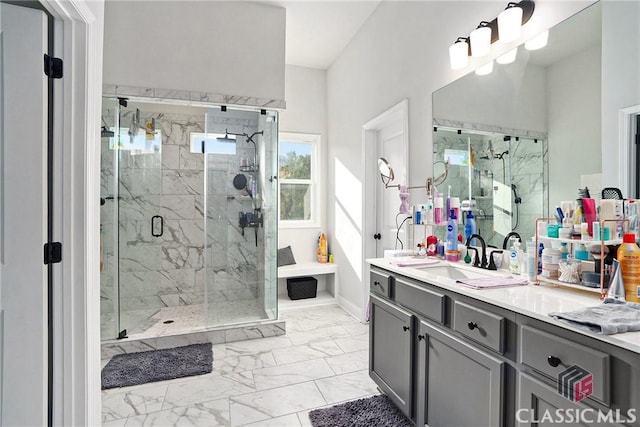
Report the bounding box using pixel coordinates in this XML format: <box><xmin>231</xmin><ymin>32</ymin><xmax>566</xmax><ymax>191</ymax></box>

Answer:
<box><xmin>511</xmin><ymin>184</ymin><xmax>522</xmax><ymax>204</ymax></box>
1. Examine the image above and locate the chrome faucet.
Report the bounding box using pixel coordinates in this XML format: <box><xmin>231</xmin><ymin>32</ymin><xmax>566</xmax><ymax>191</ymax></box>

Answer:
<box><xmin>502</xmin><ymin>231</ymin><xmax>522</xmax><ymax>249</ymax></box>
<box><xmin>465</xmin><ymin>234</ymin><xmax>488</xmax><ymax>269</ymax></box>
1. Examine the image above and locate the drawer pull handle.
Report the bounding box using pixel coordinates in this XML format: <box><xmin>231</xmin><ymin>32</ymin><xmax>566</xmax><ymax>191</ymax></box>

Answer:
<box><xmin>403</xmin><ymin>326</ymin><xmax>410</xmax><ymax>332</ymax></box>
<box><xmin>373</xmin><ymin>281</ymin><xmax>381</xmax><ymax>288</ymax></box>
<box><xmin>417</xmin><ymin>334</ymin><xmax>425</xmax><ymax>341</ymax></box>
<box><xmin>467</xmin><ymin>321</ymin><xmax>478</xmax><ymax>330</ymax></box>
<box><xmin>547</xmin><ymin>355</ymin><xmax>562</xmax><ymax>368</ymax></box>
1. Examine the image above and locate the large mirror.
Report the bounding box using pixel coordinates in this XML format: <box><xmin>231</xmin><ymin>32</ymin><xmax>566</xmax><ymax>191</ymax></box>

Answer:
<box><xmin>433</xmin><ymin>1</ymin><xmax>602</xmax><ymax>245</ymax></box>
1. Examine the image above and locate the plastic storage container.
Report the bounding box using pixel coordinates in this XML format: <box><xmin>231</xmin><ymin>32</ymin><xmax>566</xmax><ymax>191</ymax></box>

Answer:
<box><xmin>617</xmin><ymin>233</ymin><xmax>640</xmax><ymax>303</ymax></box>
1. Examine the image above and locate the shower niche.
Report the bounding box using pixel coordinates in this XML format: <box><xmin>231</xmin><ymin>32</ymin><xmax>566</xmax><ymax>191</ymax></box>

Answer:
<box><xmin>433</xmin><ymin>127</ymin><xmax>548</xmax><ymax>247</ymax></box>
<box><xmin>100</xmin><ymin>97</ymin><xmax>279</xmax><ymax>342</ymax></box>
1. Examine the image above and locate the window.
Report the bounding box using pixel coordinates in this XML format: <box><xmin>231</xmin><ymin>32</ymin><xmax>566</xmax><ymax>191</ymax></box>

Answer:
<box><xmin>278</xmin><ymin>132</ymin><xmax>320</xmax><ymax>227</ymax></box>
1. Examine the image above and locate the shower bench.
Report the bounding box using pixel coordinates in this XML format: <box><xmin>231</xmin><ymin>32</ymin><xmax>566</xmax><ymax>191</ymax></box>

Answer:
<box><xmin>277</xmin><ymin>262</ymin><xmax>339</xmax><ymax>309</ymax></box>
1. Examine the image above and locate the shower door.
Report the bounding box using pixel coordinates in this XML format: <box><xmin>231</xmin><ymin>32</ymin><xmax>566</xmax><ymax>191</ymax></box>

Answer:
<box><xmin>204</xmin><ymin>107</ymin><xmax>278</xmax><ymax>327</ymax></box>
<box><xmin>100</xmin><ymin>99</ymin><xmax>165</xmax><ymax>339</ymax></box>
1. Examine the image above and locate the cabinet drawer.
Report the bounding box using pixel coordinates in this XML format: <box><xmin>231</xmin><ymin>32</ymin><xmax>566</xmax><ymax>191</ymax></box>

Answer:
<box><xmin>453</xmin><ymin>300</ymin><xmax>505</xmax><ymax>354</ymax></box>
<box><xmin>519</xmin><ymin>325</ymin><xmax>609</xmax><ymax>405</ymax></box>
<box><xmin>395</xmin><ymin>277</ymin><xmax>445</xmax><ymax>324</ymax></box>
<box><xmin>370</xmin><ymin>270</ymin><xmax>392</xmax><ymax>298</ymax></box>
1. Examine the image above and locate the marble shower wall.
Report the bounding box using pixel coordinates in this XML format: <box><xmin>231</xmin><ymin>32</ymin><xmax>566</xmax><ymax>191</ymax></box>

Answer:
<box><xmin>434</xmin><ymin>129</ymin><xmax>547</xmax><ymax>247</ymax></box>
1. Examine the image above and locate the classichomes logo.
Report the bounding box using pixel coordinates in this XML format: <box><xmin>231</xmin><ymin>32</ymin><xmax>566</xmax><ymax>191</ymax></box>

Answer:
<box><xmin>557</xmin><ymin>364</ymin><xmax>593</xmax><ymax>403</ymax></box>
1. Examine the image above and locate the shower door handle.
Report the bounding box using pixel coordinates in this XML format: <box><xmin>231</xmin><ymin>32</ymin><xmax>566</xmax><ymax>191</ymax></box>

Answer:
<box><xmin>151</xmin><ymin>215</ymin><xmax>164</xmax><ymax>237</ymax></box>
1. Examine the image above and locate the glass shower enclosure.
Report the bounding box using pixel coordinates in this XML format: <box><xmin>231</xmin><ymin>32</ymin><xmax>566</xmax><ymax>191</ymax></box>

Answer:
<box><xmin>100</xmin><ymin>97</ymin><xmax>278</xmax><ymax>340</ymax></box>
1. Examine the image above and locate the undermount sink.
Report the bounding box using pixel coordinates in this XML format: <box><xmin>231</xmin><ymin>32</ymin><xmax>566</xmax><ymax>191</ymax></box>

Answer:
<box><xmin>416</xmin><ymin>265</ymin><xmax>491</xmax><ymax>280</ymax></box>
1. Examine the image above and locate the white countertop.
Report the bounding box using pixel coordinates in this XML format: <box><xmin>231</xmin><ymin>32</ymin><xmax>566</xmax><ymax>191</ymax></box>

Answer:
<box><xmin>368</xmin><ymin>257</ymin><xmax>640</xmax><ymax>354</ymax></box>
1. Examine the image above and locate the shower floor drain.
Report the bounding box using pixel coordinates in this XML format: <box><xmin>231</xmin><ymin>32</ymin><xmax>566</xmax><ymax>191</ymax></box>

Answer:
<box><xmin>163</xmin><ymin>320</ymin><xmax>174</xmax><ymax>324</ymax></box>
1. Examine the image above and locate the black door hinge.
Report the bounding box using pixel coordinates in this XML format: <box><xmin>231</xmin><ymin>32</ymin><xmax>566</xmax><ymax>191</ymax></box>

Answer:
<box><xmin>44</xmin><ymin>54</ymin><xmax>63</xmax><ymax>79</ymax></box>
<box><xmin>44</xmin><ymin>242</ymin><xmax>62</xmax><ymax>264</ymax></box>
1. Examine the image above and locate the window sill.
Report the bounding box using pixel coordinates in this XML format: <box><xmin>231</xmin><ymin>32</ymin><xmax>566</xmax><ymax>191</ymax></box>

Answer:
<box><xmin>278</xmin><ymin>221</ymin><xmax>321</xmax><ymax>230</ymax></box>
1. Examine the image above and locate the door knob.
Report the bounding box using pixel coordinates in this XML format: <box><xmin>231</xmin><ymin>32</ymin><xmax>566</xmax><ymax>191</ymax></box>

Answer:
<box><xmin>373</xmin><ymin>233</ymin><xmax>381</xmax><ymax>240</ymax></box>
<box><xmin>417</xmin><ymin>334</ymin><xmax>425</xmax><ymax>341</ymax></box>
<box><xmin>403</xmin><ymin>326</ymin><xmax>410</xmax><ymax>332</ymax></box>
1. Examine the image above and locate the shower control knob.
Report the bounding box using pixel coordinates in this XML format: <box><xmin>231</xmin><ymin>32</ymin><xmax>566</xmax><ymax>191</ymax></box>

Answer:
<box><xmin>373</xmin><ymin>233</ymin><xmax>381</xmax><ymax>240</ymax></box>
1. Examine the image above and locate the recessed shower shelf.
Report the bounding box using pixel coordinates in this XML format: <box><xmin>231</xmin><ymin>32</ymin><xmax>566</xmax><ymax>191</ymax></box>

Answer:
<box><xmin>239</xmin><ymin>165</ymin><xmax>259</xmax><ymax>172</ymax></box>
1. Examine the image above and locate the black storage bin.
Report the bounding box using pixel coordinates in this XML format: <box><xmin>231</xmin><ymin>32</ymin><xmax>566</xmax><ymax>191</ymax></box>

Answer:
<box><xmin>286</xmin><ymin>276</ymin><xmax>318</xmax><ymax>300</ymax></box>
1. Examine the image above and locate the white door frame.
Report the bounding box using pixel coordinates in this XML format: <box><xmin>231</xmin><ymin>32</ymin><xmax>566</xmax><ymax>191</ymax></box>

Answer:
<box><xmin>40</xmin><ymin>1</ymin><xmax>103</xmax><ymax>425</ymax></box>
<box><xmin>360</xmin><ymin>99</ymin><xmax>409</xmax><ymax>321</ymax></box>
<box><xmin>618</xmin><ymin>104</ymin><xmax>640</xmax><ymax>198</ymax></box>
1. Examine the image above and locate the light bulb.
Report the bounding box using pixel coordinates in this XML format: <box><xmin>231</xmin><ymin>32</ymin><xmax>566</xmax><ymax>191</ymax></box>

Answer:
<box><xmin>475</xmin><ymin>60</ymin><xmax>494</xmax><ymax>76</ymax></box>
<box><xmin>496</xmin><ymin>47</ymin><xmax>518</xmax><ymax>64</ymax></box>
<box><xmin>470</xmin><ymin>25</ymin><xmax>492</xmax><ymax>57</ymax></box>
<box><xmin>498</xmin><ymin>6</ymin><xmax>523</xmax><ymax>43</ymax></box>
<box><xmin>449</xmin><ymin>39</ymin><xmax>469</xmax><ymax>70</ymax></box>
<box><xmin>525</xmin><ymin>30</ymin><xmax>549</xmax><ymax>51</ymax></box>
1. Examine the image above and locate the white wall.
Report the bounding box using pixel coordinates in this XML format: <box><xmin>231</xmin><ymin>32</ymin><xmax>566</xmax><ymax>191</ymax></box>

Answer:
<box><xmin>326</xmin><ymin>1</ymin><xmax>591</xmax><ymax>320</ymax></box>
<box><xmin>601</xmin><ymin>0</ymin><xmax>640</xmax><ymax>193</ymax></box>
<box><xmin>547</xmin><ymin>45</ymin><xmax>601</xmax><ymax>204</ymax></box>
<box><xmin>278</xmin><ymin>65</ymin><xmax>328</xmax><ymax>263</ymax></box>
<box><xmin>102</xmin><ymin>1</ymin><xmax>285</xmax><ymax>102</ymax></box>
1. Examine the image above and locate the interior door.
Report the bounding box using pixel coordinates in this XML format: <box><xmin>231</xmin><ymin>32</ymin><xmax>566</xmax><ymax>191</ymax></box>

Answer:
<box><xmin>0</xmin><ymin>3</ymin><xmax>49</xmax><ymax>425</ymax></box>
<box><xmin>374</xmin><ymin>108</ymin><xmax>408</xmax><ymax>257</ymax></box>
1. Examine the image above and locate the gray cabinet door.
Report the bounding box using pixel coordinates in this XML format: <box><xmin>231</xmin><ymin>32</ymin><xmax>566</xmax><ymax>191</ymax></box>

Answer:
<box><xmin>517</xmin><ymin>373</ymin><xmax>628</xmax><ymax>427</ymax></box>
<box><xmin>369</xmin><ymin>294</ymin><xmax>414</xmax><ymax>419</ymax></box>
<box><xmin>419</xmin><ymin>319</ymin><xmax>505</xmax><ymax>427</ymax></box>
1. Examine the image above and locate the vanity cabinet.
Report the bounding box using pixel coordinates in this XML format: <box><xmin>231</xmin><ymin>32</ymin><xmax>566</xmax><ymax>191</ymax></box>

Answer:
<box><xmin>369</xmin><ymin>265</ymin><xmax>640</xmax><ymax>427</ymax></box>
<box><xmin>369</xmin><ymin>293</ymin><xmax>414</xmax><ymax>418</ymax></box>
<box><xmin>418</xmin><ymin>319</ymin><xmax>505</xmax><ymax>427</ymax></box>
<box><xmin>517</xmin><ymin>373</ymin><xmax>625</xmax><ymax>427</ymax></box>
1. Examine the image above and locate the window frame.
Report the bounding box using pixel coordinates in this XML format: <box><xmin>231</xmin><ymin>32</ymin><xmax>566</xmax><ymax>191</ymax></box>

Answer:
<box><xmin>278</xmin><ymin>132</ymin><xmax>321</xmax><ymax>228</ymax></box>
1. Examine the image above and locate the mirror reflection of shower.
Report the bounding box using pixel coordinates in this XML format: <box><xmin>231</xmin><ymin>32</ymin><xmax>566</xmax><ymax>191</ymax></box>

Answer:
<box><xmin>433</xmin><ymin>126</ymin><xmax>547</xmax><ymax>247</ymax></box>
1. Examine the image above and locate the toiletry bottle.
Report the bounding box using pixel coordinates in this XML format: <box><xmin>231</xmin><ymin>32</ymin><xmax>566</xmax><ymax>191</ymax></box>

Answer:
<box><xmin>559</xmin><ymin>242</ymin><xmax>569</xmax><ymax>259</ymax></box>
<box><xmin>509</xmin><ymin>239</ymin><xmax>520</xmax><ymax>275</ymax></box>
<box><xmin>575</xmin><ymin>243</ymin><xmax>589</xmax><ymax>261</ymax></box>
<box><xmin>434</xmin><ymin>195</ymin><xmax>444</xmax><ymax>225</ymax></box>
<box><xmin>526</xmin><ymin>240</ymin><xmax>536</xmax><ymax>283</ymax></box>
<box><xmin>464</xmin><ymin>211</ymin><xmax>476</xmax><ymax>246</ymax></box>
<box><xmin>451</xmin><ymin>197</ymin><xmax>461</xmax><ymax>225</ymax></box>
<box><xmin>617</xmin><ymin>233</ymin><xmax>640</xmax><ymax>303</ymax></box>
<box><xmin>445</xmin><ymin>209</ymin><xmax>460</xmax><ymax>261</ymax></box>
<box><xmin>426</xmin><ymin>195</ymin><xmax>434</xmax><ymax>226</ymax></box>
<box><xmin>446</xmin><ymin>185</ymin><xmax>452</xmax><ymax>217</ymax></box>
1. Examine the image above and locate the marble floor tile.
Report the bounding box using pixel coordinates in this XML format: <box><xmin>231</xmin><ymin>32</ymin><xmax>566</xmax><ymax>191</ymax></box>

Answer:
<box><xmin>238</xmin><ymin>413</ymin><xmax>302</xmax><ymax>427</ymax></box>
<box><xmin>102</xmin><ymin>384</ymin><xmax>168</xmax><ymax>422</ymax></box>
<box><xmin>252</xmin><ymin>358</ymin><xmax>336</xmax><ymax>391</ymax></box>
<box><xmin>334</xmin><ymin>333</ymin><xmax>369</xmax><ymax>353</ymax></box>
<box><xmin>325</xmin><ymin>349</ymin><xmax>369</xmax><ymax>375</ymax></box>
<box><xmin>124</xmin><ymin>399</ymin><xmax>230</xmax><ymax>426</ymax></box>
<box><xmin>271</xmin><ymin>340</ymin><xmax>343</xmax><ymax>365</ymax></box>
<box><xmin>163</xmin><ymin>372</ymin><xmax>255</xmax><ymax>409</ymax></box>
<box><xmin>102</xmin><ymin>304</ymin><xmax>373</xmax><ymax>426</ymax></box>
<box><xmin>229</xmin><ymin>382</ymin><xmax>326</xmax><ymax>426</ymax></box>
<box><xmin>341</xmin><ymin>322</ymin><xmax>369</xmax><ymax>336</ymax></box>
<box><xmin>285</xmin><ymin>325</ymin><xmax>351</xmax><ymax>346</ymax></box>
<box><xmin>314</xmin><ymin>369</ymin><xmax>378</xmax><ymax>405</ymax></box>
<box><xmin>225</xmin><ymin>335</ymin><xmax>293</xmax><ymax>355</ymax></box>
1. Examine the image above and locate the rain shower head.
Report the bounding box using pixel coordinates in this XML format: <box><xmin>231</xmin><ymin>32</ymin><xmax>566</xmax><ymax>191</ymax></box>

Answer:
<box><xmin>101</xmin><ymin>126</ymin><xmax>115</xmax><ymax>138</ymax></box>
<box><xmin>216</xmin><ymin>131</ymin><xmax>236</xmax><ymax>143</ymax></box>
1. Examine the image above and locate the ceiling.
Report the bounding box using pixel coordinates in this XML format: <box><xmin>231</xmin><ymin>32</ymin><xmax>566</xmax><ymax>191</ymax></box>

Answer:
<box><xmin>263</xmin><ymin>1</ymin><xmax>381</xmax><ymax>69</ymax></box>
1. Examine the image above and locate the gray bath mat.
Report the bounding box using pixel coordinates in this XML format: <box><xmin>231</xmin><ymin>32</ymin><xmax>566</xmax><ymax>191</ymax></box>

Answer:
<box><xmin>101</xmin><ymin>342</ymin><xmax>213</xmax><ymax>389</ymax></box>
<box><xmin>309</xmin><ymin>394</ymin><xmax>412</xmax><ymax>427</ymax></box>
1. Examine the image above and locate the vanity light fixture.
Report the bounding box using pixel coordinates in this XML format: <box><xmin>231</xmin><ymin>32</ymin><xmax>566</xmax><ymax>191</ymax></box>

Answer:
<box><xmin>496</xmin><ymin>47</ymin><xmax>518</xmax><ymax>64</ymax></box>
<box><xmin>448</xmin><ymin>0</ymin><xmax>534</xmax><ymax>70</ymax></box>
<box><xmin>525</xmin><ymin>30</ymin><xmax>548</xmax><ymax>50</ymax></box>
<box><xmin>498</xmin><ymin>3</ymin><xmax>524</xmax><ymax>43</ymax></box>
<box><xmin>470</xmin><ymin>22</ymin><xmax>492</xmax><ymax>57</ymax></box>
<box><xmin>475</xmin><ymin>60</ymin><xmax>494</xmax><ymax>76</ymax></box>
<box><xmin>449</xmin><ymin>37</ymin><xmax>470</xmax><ymax>70</ymax></box>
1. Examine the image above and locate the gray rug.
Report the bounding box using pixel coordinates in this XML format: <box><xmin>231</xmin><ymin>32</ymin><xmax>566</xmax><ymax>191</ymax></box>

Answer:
<box><xmin>101</xmin><ymin>342</ymin><xmax>213</xmax><ymax>390</ymax></box>
<box><xmin>309</xmin><ymin>394</ymin><xmax>413</xmax><ymax>427</ymax></box>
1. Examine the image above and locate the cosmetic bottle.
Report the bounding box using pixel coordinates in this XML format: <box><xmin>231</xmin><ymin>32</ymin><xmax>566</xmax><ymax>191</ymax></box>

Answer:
<box><xmin>434</xmin><ymin>195</ymin><xmax>444</xmax><ymax>225</ymax></box>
